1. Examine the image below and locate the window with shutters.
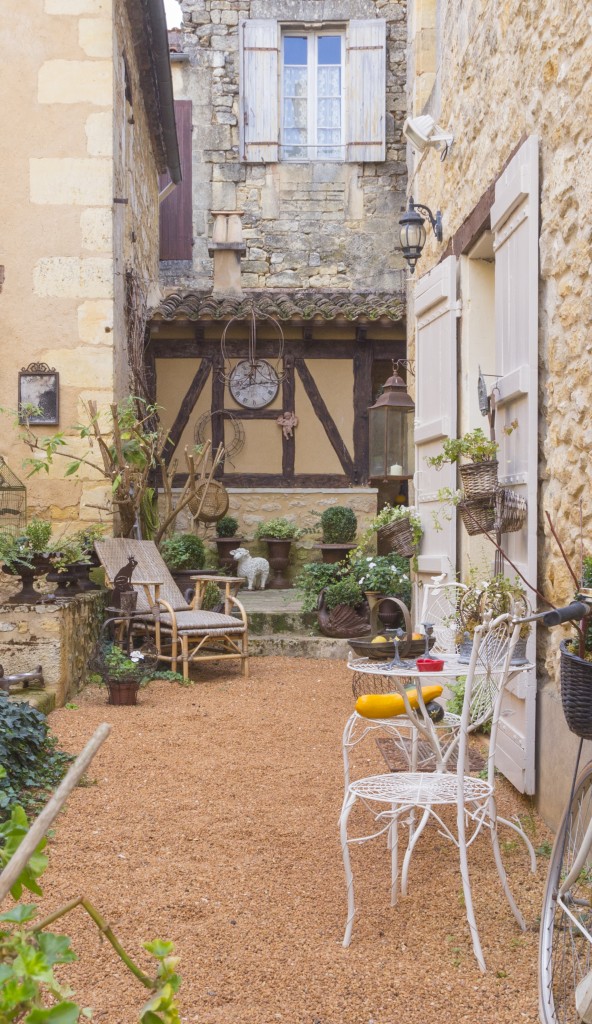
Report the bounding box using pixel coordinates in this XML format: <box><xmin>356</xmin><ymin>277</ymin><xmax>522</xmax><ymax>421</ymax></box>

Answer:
<box><xmin>281</xmin><ymin>30</ymin><xmax>345</xmax><ymax>161</ymax></box>
<box><xmin>240</xmin><ymin>18</ymin><xmax>386</xmax><ymax>164</ymax></box>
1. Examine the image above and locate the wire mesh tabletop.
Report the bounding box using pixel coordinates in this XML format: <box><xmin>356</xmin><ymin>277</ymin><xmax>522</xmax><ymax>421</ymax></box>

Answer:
<box><xmin>347</xmin><ymin>654</ymin><xmax>465</xmax><ymax>678</ymax></box>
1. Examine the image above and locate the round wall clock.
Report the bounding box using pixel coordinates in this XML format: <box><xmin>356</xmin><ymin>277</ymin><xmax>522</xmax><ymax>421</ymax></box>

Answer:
<box><xmin>229</xmin><ymin>359</ymin><xmax>280</xmax><ymax>409</ymax></box>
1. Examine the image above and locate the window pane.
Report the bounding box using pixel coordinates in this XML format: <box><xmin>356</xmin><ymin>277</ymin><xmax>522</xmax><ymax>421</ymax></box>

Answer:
<box><xmin>284</xmin><ymin>36</ymin><xmax>307</xmax><ymax>65</ymax></box>
<box><xmin>318</xmin><ymin>35</ymin><xmax>341</xmax><ymax>64</ymax></box>
<box><xmin>284</xmin><ymin>66</ymin><xmax>307</xmax><ymax>98</ymax></box>
<box><xmin>283</xmin><ymin>97</ymin><xmax>307</xmax><ymax>129</ymax></box>
<box><xmin>317</xmin><ymin>65</ymin><xmax>341</xmax><ymax>97</ymax></box>
<box><xmin>317</xmin><ymin>98</ymin><xmax>341</xmax><ymax>128</ymax></box>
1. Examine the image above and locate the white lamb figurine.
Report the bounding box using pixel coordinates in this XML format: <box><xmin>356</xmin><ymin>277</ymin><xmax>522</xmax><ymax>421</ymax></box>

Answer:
<box><xmin>230</xmin><ymin>547</ymin><xmax>270</xmax><ymax>590</ymax></box>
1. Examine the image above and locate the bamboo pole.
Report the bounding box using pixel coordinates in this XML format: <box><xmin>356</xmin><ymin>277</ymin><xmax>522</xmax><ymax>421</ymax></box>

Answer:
<box><xmin>0</xmin><ymin>724</ymin><xmax>111</xmax><ymax>904</ymax></box>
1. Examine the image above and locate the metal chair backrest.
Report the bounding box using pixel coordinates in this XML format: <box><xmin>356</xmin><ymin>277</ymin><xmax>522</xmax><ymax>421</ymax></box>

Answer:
<box><xmin>419</xmin><ymin>574</ymin><xmax>468</xmax><ymax>655</ymax></box>
<box><xmin>95</xmin><ymin>539</ymin><xmax>190</xmax><ymax>613</ymax></box>
<box><xmin>457</xmin><ymin>614</ymin><xmax>521</xmax><ymax>785</ymax></box>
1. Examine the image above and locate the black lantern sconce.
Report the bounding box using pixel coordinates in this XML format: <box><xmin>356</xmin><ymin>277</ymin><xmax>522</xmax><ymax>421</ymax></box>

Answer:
<box><xmin>399</xmin><ymin>196</ymin><xmax>443</xmax><ymax>273</ymax></box>
<box><xmin>368</xmin><ymin>361</ymin><xmax>415</xmax><ymax>481</ymax></box>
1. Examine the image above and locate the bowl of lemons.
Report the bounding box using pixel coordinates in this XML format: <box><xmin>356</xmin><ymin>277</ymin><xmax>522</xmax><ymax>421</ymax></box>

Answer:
<box><xmin>347</xmin><ymin>631</ymin><xmax>436</xmax><ymax>660</ymax></box>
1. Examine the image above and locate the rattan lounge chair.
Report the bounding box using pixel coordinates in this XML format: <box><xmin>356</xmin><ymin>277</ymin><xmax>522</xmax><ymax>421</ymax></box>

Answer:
<box><xmin>95</xmin><ymin>539</ymin><xmax>248</xmax><ymax>680</ymax></box>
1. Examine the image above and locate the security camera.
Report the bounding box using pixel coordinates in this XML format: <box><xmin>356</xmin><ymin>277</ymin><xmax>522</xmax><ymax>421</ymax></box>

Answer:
<box><xmin>403</xmin><ymin>115</ymin><xmax>454</xmax><ymax>157</ymax></box>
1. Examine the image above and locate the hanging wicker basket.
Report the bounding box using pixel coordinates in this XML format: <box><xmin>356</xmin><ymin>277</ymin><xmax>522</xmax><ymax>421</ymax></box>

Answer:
<box><xmin>458</xmin><ymin>496</ymin><xmax>496</xmax><ymax>536</ymax></box>
<box><xmin>494</xmin><ymin>488</ymin><xmax>527</xmax><ymax>534</ymax></box>
<box><xmin>459</xmin><ymin>460</ymin><xmax>499</xmax><ymax>499</ymax></box>
<box><xmin>188</xmin><ymin>479</ymin><xmax>229</xmax><ymax>523</ymax></box>
<box><xmin>560</xmin><ymin>641</ymin><xmax>592</xmax><ymax>740</ymax></box>
<box><xmin>378</xmin><ymin>517</ymin><xmax>416</xmax><ymax>558</ymax></box>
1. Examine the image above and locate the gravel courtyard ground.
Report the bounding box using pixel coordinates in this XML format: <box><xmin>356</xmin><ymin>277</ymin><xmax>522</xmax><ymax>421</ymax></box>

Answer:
<box><xmin>38</xmin><ymin>657</ymin><xmax>553</xmax><ymax>1024</ymax></box>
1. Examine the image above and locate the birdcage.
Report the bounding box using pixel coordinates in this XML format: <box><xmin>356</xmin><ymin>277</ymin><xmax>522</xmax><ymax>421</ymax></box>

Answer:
<box><xmin>0</xmin><ymin>457</ymin><xmax>26</xmax><ymax>537</ymax></box>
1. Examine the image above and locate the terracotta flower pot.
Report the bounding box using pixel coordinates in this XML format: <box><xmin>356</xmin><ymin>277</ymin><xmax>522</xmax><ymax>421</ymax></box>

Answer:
<box><xmin>106</xmin><ymin>678</ymin><xmax>140</xmax><ymax>706</ymax></box>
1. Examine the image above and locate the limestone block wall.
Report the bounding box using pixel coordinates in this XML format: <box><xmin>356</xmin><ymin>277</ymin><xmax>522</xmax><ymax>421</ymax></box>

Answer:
<box><xmin>162</xmin><ymin>0</ymin><xmax>408</xmax><ymax>292</ymax></box>
<box><xmin>0</xmin><ymin>0</ymin><xmax>161</xmax><ymax>527</ymax></box>
<box><xmin>406</xmin><ymin>0</ymin><xmax>592</xmax><ymax>823</ymax></box>
<box><xmin>0</xmin><ymin>593</ymin><xmax>106</xmax><ymax>707</ymax></box>
<box><xmin>170</xmin><ymin>486</ymin><xmax>378</xmax><ymax>573</ymax></box>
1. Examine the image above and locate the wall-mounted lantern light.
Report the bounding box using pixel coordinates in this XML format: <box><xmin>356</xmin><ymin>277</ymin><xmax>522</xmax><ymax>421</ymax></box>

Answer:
<box><xmin>368</xmin><ymin>362</ymin><xmax>415</xmax><ymax>480</ymax></box>
<box><xmin>399</xmin><ymin>196</ymin><xmax>443</xmax><ymax>273</ymax></box>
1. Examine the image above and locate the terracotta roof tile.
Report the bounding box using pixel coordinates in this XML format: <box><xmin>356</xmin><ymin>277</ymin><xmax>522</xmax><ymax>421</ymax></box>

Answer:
<box><xmin>152</xmin><ymin>289</ymin><xmax>405</xmax><ymax>322</ymax></box>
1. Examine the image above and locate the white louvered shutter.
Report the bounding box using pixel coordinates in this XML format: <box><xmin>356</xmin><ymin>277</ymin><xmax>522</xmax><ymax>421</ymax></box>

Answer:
<box><xmin>239</xmin><ymin>20</ymin><xmax>279</xmax><ymax>163</ymax></box>
<box><xmin>491</xmin><ymin>135</ymin><xmax>539</xmax><ymax>795</ymax></box>
<box><xmin>346</xmin><ymin>19</ymin><xmax>386</xmax><ymax>162</ymax></box>
<box><xmin>414</xmin><ymin>257</ymin><xmax>459</xmax><ymax>588</ymax></box>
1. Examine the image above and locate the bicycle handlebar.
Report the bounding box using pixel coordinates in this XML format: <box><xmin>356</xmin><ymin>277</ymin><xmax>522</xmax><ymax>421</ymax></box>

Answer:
<box><xmin>517</xmin><ymin>599</ymin><xmax>592</xmax><ymax>627</ymax></box>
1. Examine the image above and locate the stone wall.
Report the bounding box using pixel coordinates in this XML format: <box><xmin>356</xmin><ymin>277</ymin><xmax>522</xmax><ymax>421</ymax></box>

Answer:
<box><xmin>406</xmin><ymin>0</ymin><xmax>592</xmax><ymax>824</ymax></box>
<box><xmin>163</xmin><ymin>0</ymin><xmax>408</xmax><ymax>292</ymax></box>
<box><xmin>0</xmin><ymin>0</ymin><xmax>163</xmax><ymax>528</ymax></box>
<box><xmin>0</xmin><ymin>593</ymin><xmax>106</xmax><ymax>708</ymax></box>
<box><xmin>169</xmin><ymin>486</ymin><xmax>378</xmax><ymax>573</ymax></box>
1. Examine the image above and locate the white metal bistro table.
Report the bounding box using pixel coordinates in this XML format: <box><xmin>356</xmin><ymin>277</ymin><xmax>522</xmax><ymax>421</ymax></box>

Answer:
<box><xmin>343</xmin><ymin>654</ymin><xmax>469</xmax><ymax>791</ymax></box>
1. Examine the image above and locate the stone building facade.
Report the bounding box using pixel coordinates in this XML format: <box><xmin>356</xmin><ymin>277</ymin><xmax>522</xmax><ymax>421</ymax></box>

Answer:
<box><xmin>405</xmin><ymin>0</ymin><xmax>592</xmax><ymax>823</ymax></box>
<box><xmin>151</xmin><ymin>0</ymin><xmax>410</xmax><ymax>549</ymax></box>
<box><xmin>0</xmin><ymin>0</ymin><xmax>179</xmax><ymax>525</ymax></box>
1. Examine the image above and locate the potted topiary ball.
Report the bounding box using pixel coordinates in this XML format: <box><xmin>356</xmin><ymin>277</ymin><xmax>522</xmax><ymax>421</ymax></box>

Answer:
<box><xmin>254</xmin><ymin>518</ymin><xmax>302</xmax><ymax>589</ymax></box>
<box><xmin>316</xmin><ymin>506</ymin><xmax>358</xmax><ymax>564</ymax></box>
<box><xmin>215</xmin><ymin>515</ymin><xmax>242</xmax><ymax>571</ymax></box>
<box><xmin>160</xmin><ymin>533</ymin><xmax>207</xmax><ymax>596</ymax></box>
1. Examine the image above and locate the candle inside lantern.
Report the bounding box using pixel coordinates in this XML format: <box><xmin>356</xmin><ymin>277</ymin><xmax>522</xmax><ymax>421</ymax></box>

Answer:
<box><xmin>390</xmin><ymin>464</ymin><xmax>403</xmax><ymax>476</ymax></box>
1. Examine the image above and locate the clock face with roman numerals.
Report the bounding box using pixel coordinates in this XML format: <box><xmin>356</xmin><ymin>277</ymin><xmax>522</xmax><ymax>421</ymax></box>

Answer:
<box><xmin>228</xmin><ymin>359</ymin><xmax>280</xmax><ymax>409</ymax></box>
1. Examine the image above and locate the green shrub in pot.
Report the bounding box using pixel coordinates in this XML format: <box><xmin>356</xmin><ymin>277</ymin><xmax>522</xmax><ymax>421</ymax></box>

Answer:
<box><xmin>254</xmin><ymin>518</ymin><xmax>303</xmax><ymax>541</ymax></box>
<box><xmin>216</xmin><ymin>515</ymin><xmax>239</xmax><ymax>538</ymax></box>
<box><xmin>160</xmin><ymin>534</ymin><xmax>206</xmax><ymax>571</ymax></box>
<box><xmin>319</xmin><ymin>506</ymin><xmax>357</xmax><ymax>544</ymax></box>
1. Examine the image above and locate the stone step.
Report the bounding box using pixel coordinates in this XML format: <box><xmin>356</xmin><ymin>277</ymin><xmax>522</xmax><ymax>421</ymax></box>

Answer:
<box><xmin>247</xmin><ymin>633</ymin><xmax>349</xmax><ymax>659</ymax></box>
<box><xmin>8</xmin><ymin>687</ymin><xmax>56</xmax><ymax>714</ymax></box>
<box><xmin>247</xmin><ymin>610</ymin><xmax>318</xmax><ymax>635</ymax></box>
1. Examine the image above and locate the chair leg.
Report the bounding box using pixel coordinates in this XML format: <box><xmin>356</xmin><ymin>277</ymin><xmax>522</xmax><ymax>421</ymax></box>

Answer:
<box><xmin>457</xmin><ymin>799</ymin><xmax>486</xmax><ymax>973</ymax></box>
<box><xmin>241</xmin><ymin>632</ymin><xmax>249</xmax><ymax>677</ymax></box>
<box><xmin>390</xmin><ymin>817</ymin><xmax>399</xmax><ymax>906</ymax></box>
<box><xmin>340</xmin><ymin>790</ymin><xmax>357</xmax><ymax>948</ymax></box>
<box><xmin>401</xmin><ymin>805</ymin><xmax>431</xmax><ymax>896</ymax></box>
<box><xmin>488</xmin><ymin>799</ymin><xmax>527</xmax><ymax>930</ymax></box>
<box><xmin>181</xmin><ymin>635</ymin><xmax>189</xmax><ymax>682</ymax></box>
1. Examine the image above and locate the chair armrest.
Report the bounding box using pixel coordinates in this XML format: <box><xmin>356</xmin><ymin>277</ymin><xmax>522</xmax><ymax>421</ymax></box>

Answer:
<box><xmin>228</xmin><ymin>594</ymin><xmax>248</xmax><ymax>627</ymax></box>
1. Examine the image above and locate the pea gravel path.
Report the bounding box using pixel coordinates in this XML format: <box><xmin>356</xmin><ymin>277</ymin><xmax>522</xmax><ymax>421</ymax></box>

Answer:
<box><xmin>38</xmin><ymin>657</ymin><xmax>552</xmax><ymax>1024</ymax></box>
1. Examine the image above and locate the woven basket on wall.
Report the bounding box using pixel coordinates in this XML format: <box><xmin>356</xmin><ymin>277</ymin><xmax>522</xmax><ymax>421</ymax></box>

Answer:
<box><xmin>459</xmin><ymin>460</ymin><xmax>499</xmax><ymax>499</ymax></box>
<box><xmin>458</xmin><ymin>496</ymin><xmax>496</xmax><ymax>536</ymax></box>
<box><xmin>560</xmin><ymin>641</ymin><xmax>592</xmax><ymax>740</ymax></box>
<box><xmin>494</xmin><ymin>488</ymin><xmax>527</xmax><ymax>534</ymax></box>
<box><xmin>188</xmin><ymin>479</ymin><xmax>229</xmax><ymax>523</ymax></box>
<box><xmin>378</xmin><ymin>517</ymin><xmax>416</xmax><ymax>558</ymax></box>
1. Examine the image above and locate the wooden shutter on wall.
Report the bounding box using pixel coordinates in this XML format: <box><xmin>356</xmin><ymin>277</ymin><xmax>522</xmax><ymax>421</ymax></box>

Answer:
<box><xmin>414</xmin><ymin>256</ymin><xmax>459</xmax><ymax>584</ymax></box>
<box><xmin>346</xmin><ymin>19</ymin><xmax>386</xmax><ymax>162</ymax></box>
<box><xmin>159</xmin><ymin>100</ymin><xmax>193</xmax><ymax>261</ymax></box>
<box><xmin>240</xmin><ymin>19</ymin><xmax>279</xmax><ymax>163</ymax></box>
<box><xmin>491</xmin><ymin>135</ymin><xmax>539</xmax><ymax>796</ymax></box>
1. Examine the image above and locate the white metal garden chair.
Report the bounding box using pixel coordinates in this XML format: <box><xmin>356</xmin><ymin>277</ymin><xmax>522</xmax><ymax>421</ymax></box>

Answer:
<box><xmin>417</xmin><ymin>572</ymin><xmax>467</xmax><ymax>656</ymax></box>
<box><xmin>340</xmin><ymin>615</ymin><xmax>536</xmax><ymax>972</ymax></box>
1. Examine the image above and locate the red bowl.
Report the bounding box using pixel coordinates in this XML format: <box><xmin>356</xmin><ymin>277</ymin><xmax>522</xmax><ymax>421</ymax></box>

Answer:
<box><xmin>416</xmin><ymin>657</ymin><xmax>444</xmax><ymax>672</ymax></box>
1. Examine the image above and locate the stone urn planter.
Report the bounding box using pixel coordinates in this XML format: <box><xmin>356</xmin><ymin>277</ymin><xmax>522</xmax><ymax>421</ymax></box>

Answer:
<box><xmin>215</xmin><ymin>535</ymin><xmax>243</xmax><ymax>571</ymax></box>
<box><xmin>263</xmin><ymin>538</ymin><xmax>293</xmax><ymax>589</ymax></box>
<box><xmin>315</xmin><ymin>542</ymin><xmax>357</xmax><ymax>565</ymax></box>
<box><xmin>4</xmin><ymin>555</ymin><xmax>52</xmax><ymax>604</ymax></box>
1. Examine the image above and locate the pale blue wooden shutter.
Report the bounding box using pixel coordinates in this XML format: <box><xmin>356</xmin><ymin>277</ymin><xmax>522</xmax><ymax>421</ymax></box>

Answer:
<box><xmin>346</xmin><ymin>19</ymin><xmax>386</xmax><ymax>162</ymax></box>
<box><xmin>239</xmin><ymin>19</ymin><xmax>279</xmax><ymax>163</ymax></box>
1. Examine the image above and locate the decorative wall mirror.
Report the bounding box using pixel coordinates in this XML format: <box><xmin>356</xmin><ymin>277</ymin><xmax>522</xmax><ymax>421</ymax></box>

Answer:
<box><xmin>18</xmin><ymin>363</ymin><xmax>59</xmax><ymax>425</ymax></box>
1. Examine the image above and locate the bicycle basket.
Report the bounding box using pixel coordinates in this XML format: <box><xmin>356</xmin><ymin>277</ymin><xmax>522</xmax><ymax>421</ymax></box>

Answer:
<box><xmin>560</xmin><ymin>640</ymin><xmax>592</xmax><ymax>740</ymax></box>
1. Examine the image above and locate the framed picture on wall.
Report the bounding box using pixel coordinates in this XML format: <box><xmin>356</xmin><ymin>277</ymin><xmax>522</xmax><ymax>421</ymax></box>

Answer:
<box><xmin>18</xmin><ymin>363</ymin><xmax>59</xmax><ymax>425</ymax></box>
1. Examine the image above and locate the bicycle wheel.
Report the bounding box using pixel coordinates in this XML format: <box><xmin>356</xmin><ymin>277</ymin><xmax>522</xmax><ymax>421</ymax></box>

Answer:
<box><xmin>539</xmin><ymin>760</ymin><xmax>592</xmax><ymax>1023</ymax></box>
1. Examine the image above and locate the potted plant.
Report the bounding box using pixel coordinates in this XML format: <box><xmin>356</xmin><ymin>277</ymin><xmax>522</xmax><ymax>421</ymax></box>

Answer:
<box><xmin>0</xmin><ymin>518</ymin><xmax>53</xmax><ymax>603</ymax></box>
<box><xmin>316</xmin><ymin>576</ymin><xmax>370</xmax><ymax>638</ymax></box>
<box><xmin>349</xmin><ymin>552</ymin><xmax>412</xmax><ymax>631</ymax></box>
<box><xmin>295</xmin><ymin>561</ymin><xmax>345</xmax><ymax>613</ymax></box>
<box><xmin>160</xmin><ymin>533</ymin><xmax>207</xmax><ymax>595</ymax></box>
<box><xmin>456</xmin><ymin>571</ymin><xmax>531</xmax><ymax>662</ymax></box>
<box><xmin>100</xmin><ymin>642</ymin><xmax>147</xmax><ymax>706</ymax></box>
<box><xmin>363</xmin><ymin>504</ymin><xmax>423</xmax><ymax>561</ymax></box>
<box><xmin>316</xmin><ymin>506</ymin><xmax>358</xmax><ymax>564</ymax></box>
<box><xmin>254</xmin><ymin>518</ymin><xmax>303</xmax><ymax>589</ymax></box>
<box><xmin>426</xmin><ymin>428</ymin><xmax>499</xmax><ymax>499</ymax></box>
<box><xmin>215</xmin><ymin>515</ymin><xmax>242</xmax><ymax>570</ymax></box>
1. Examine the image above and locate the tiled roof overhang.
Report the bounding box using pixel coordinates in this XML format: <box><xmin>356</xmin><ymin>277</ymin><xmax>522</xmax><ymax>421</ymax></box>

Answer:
<box><xmin>152</xmin><ymin>290</ymin><xmax>405</xmax><ymax>323</ymax></box>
